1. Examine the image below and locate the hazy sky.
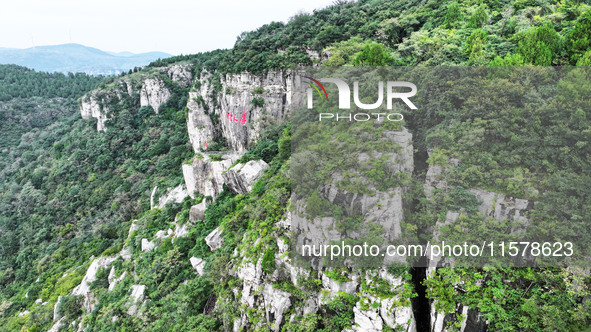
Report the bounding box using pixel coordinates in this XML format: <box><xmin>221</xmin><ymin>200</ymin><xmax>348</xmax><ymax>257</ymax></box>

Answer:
<box><xmin>0</xmin><ymin>0</ymin><xmax>337</xmax><ymax>55</ymax></box>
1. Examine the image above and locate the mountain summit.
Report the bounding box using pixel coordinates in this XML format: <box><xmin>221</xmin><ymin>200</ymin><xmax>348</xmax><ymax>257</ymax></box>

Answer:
<box><xmin>0</xmin><ymin>43</ymin><xmax>171</xmax><ymax>75</ymax></box>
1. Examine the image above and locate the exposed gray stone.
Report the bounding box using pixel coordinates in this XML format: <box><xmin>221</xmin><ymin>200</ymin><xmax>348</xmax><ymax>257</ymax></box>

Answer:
<box><xmin>156</xmin><ymin>184</ymin><xmax>188</xmax><ymax>208</ymax></box>
<box><xmin>262</xmin><ymin>283</ymin><xmax>291</xmax><ymax>332</ymax></box>
<box><xmin>353</xmin><ymin>305</ymin><xmax>383</xmax><ymax>332</ymax></box>
<box><xmin>140</xmin><ymin>77</ymin><xmax>171</xmax><ymax>113</ymax></box>
<box><xmin>223</xmin><ymin>159</ymin><xmax>269</xmax><ymax>195</ymax></box>
<box><xmin>141</xmin><ymin>239</ymin><xmax>155</xmax><ymax>252</ymax></box>
<box><xmin>183</xmin><ymin>153</ymin><xmax>239</xmax><ymax>199</ymax></box>
<box><xmin>127</xmin><ymin>285</ymin><xmax>146</xmax><ymax>316</ymax></box>
<box><xmin>189</xmin><ymin>200</ymin><xmax>207</xmax><ymax>222</ymax></box>
<box><xmin>205</xmin><ymin>226</ymin><xmax>223</xmax><ymax>251</ymax></box>
<box><xmin>190</xmin><ymin>257</ymin><xmax>205</xmax><ymax>276</ymax></box>
<box><xmin>53</xmin><ymin>296</ymin><xmax>62</xmax><ymax>321</ymax></box>
<box><xmin>72</xmin><ymin>256</ymin><xmax>116</xmax><ymax>313</ymax></box>
<box><xmin>186</xmin><ymin>91</ymin><xmax>215</xmax><ymax>153</ymax></box>
<box><xmin>107</xmin><ymin>266</ymin><xmax>127</xmax><ymax>291</ymax></box>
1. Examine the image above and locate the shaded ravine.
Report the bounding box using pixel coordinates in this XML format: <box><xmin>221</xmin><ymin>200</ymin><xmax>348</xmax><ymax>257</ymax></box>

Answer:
<box><xmin>408</xmin><ymin>145</ymin><xmax>431</xmax><ymax>331</ymax></box>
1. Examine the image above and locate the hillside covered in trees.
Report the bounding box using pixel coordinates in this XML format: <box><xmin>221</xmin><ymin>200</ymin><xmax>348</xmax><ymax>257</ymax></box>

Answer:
<box><xmin>1</xmin><ymin>0</ymin><xmax>591</xmax><ymax>331</ymax></box>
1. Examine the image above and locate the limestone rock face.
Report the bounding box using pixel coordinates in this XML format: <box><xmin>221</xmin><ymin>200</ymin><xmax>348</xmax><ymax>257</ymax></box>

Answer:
<box><xmin>182</xmin><ymin>153</ymin><xmax>239</xmax><ymax>199</ymax></box>
<box><xmin>158</xmin><ymin>64</ymin><xmax>193</xmax><ymax>88</ymax></box>
<box><xmin>156</xmin><ymin>185</ymin><xmax>188</xmax><ymax>208</ymax></box>
<box><xmin>141</xmin><ymin>239</ymin><xmax>155</xmax><ymax>252</ymax></box>
<box><xmin>353</xmin><ymin>305</ymin><xmax>383</xmax><ymax>332</ymax></box>
<box><xmin>262</xmin><ymin>283</ymin><xmax>291</xmax><ymax>332</ymax></box>
<box><xmin>79</xmin><ymin>79</ymin><xmax>136</xmax><ymax>132</ymax></box>
<box><xmin>53</xmin><ymin>296</ymin><xmax>62</xmax><ymax>321</ymax></box>
<box><xmin>189</xmin><ymin>200</ymin><xmax>207</xmax><ymax>222</ymax></box>
<box><xmin>127</xmin><ymin>285</ymin><xmax>146</xmax><ymax>316</ymax></box>
<box><xmin>80</xmin><ymin>93</ymin><xmax>109</xmax><ymax>131</ymax></box>
<box><xmin>186</xmin><ymin>91</ymin><xmax>215</xmax><ymax>153</ymax></box>
<box><xmin>291</xmin><ymin>128</ymin><xmax>414</xmax><ymax>266</ymax></box>
<box><xmin>320</xmin><ymin>271</ymin><xmax>359</xmax><ymax>296</ymax></box>
<box><xmin>72</xmin><ymin>256</ymin><xmax>116</xmax><ymax>312</ymax></box>
<box><xmin>194</xmin><ymin>70</ymin><xmax>306</xmax><ymax>153</ymax></box>
<box><xmin>189</xmin><ymin>257</ymin><xmax>205</xmax><ymax>276</ymax></box>
<box><xmin>350</xmin><ymin>270</ymin><xmax>415</xmax><ymax>332</ymax></box>
<box><xmin>80</xmin><ymin>64</ymin><xmax>188</xmax><ymax>132</ymax></box>
<box><xmin>173</xmin><ymin>222</ymin><xmax>190</xmax><ymax>238</ymax></box>
<box><xmin>48</xmin><ymin>318</ymin><xmax>65</xmax><ymax>332</ymax></box>
<box><xmin>425</xmin><ymin>149</ymin><xmax>536</xmax><ymax>269</ymax></box>
<box><xmin>222</xmin><ymin>159</ymin><xmax>269</xmax><ymax>195</ymax></box>
<box><xmin>107</xmin><ymin>266</ymin><xmax>126</xmax><ymax>291</ymax></box>
<box><xmin>205</xmin><ymin>226</ymin><xmax>223</xmax><ymax>251</ymax></box>
<box><xmin>431</xmin><ymin>304</ymin><xmax>487</xmax><ymax>332</ymax></box>
<box><xmin>469</xmin><ymin>188</ymin><xmax>534</xmax><ymax>224</ymax></box>
<box><xmin>140</xmin><ymin>77</ymin><xmax>171</xmax><ymax>113</ymax></box>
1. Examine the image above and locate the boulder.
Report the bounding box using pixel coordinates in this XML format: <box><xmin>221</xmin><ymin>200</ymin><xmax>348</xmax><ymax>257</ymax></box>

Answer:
<box><xmin>205</xmin><ymin>226</ymin><xmax>223</xmax><ymax>251</ymax></box>
<box><xmin>189</xmin><ymin>200</ymin><xmax>207</xmax><ymax>222</ymax></box>
<box><xmin>141</xmin><ymin>239</ymin><xmax>155</xmax><ymax>252</ymax></box>
<box><xmin>190</xmin><ymin>257</ymin><xmax>205</xmax><ymax>276</ymax></box>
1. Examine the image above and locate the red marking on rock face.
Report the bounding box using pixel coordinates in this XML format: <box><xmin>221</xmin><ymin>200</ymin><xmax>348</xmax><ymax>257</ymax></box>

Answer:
<box><xmin>240</xmin><ymin>110</ymin><xmax>247</xmax><ymax>125</ymax></box>
<box><xmin>227</xmin><ymin>110</ymin><xmax>248</xmax><ymax>125</ymax></box>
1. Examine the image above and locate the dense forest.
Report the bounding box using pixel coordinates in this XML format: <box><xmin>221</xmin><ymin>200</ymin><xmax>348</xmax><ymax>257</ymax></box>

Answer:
<box><xmin>1</xmin><ymin>0</ymin><xmax>591</xmax><ymax>331</ymax></box>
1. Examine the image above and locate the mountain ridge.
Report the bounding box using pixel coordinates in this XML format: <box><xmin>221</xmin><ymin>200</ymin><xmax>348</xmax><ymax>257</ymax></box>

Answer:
<box><xmin>0</xmin><ymin>43</ymin><xmax>172</xmax><ymax>75</ymax></box>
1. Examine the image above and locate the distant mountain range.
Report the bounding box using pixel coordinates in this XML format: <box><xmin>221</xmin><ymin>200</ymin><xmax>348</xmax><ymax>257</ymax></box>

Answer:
<box><xmin>0</xmin><ymin>43</ymin><xmax>172</xmax><ymax>75</ymax></box>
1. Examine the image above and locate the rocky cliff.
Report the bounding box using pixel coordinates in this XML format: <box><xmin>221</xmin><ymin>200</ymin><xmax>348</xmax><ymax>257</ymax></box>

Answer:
<box><xmin>75</xmin><ymin>61</ymin><xmax>545</xmax><ymax>331</ymax></box>
<box><xmin>186</xmin><ymin>70</ymin><xmax>305</xmax><ymax>153</ymax></box>
<box><xmin>80</xmin><ymin>64</ymin><xmax>192</xmax><ymax>131</ymax></box>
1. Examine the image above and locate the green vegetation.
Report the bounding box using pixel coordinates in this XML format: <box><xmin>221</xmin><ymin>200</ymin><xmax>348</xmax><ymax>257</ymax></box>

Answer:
<box><xmin>0</xmin><ymin>64</ymin><xmax>193</xmax><ymax>330</ymax></box>
<box><xmin>0</xmin><ymin>64</ymin><xmax>100</xmax><ymax>101</ymax></box>
<box><xmin>2</xmin><ymin>0</ymin><xmax>591</xmax><ymax>330</ymax></box>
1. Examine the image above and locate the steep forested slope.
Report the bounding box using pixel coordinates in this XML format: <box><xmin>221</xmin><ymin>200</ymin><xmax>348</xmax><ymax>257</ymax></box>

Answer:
<box><xmin>1</xmin><ymin>0</ymin><xmax>591</xmax><ymax>331</ymax></box>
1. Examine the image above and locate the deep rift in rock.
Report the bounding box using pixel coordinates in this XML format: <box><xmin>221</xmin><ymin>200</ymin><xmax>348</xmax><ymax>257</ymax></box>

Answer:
<box><xmin>408</xmin><ymin>147</ymin><xmax>431</xmax><ymax>331</ymax></box>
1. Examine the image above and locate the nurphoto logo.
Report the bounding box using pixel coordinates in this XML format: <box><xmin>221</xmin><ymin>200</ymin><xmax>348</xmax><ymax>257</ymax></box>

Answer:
<box><xmin>304</xmin><ymin>76</ymin><xmax>417</xmax><ymax>122</ymax></box>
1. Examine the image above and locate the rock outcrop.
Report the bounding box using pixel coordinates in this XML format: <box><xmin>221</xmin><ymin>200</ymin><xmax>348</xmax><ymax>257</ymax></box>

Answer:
<box><xmin>190</xmin><ymin>257</ymin><xmax>205</xmax><ymax>276</ymax></box>
<box><xmin>189</xmin><ymin>200</ymin><xmax>207</xmax><ymax>222</ymax></box>
<box><xmin>190</xmin><ymin>70</ymin><xmax>305</xmax><ymax>153</ymax></box>
<box><xmin>182</xmin><ymin>153</ymin><xmax>239</xmax><ymax>199</ymax></box>
<box><xmin>80</xmin><ymin>64</ymin><xmax>192</xmax><ymax>132</ymax></box>
<box><xmin>290</xmin><ymin>128</ymin><xmax>414</xmax><ymax>267</ymax></box>
<box><xmin>205</xmin><ymin>226</ymin><xmax>223</xmax><ymax>251</ymax></box>
<box><xmin>72</xmin><ymin>256</ymin><xmax>116</xmax><ymax>312</ymax></box>
<box><xmin>431</xmin><ymin>304</ymin><xmax>488</xmax><ymax>332</ymax></box>
<box><xmin>222</xmin><ymin>159</ymin><xmax>269</xmax><ymax>195</ymax></box>
<box><xmin>141</xmin><ymin>238</ymin><xmax>155</xmax><ymax>252</ymax></box>
<box><xmin>80</xmin><ymin>93</ymin><xmax>110</xmax><ymax>131</ymax></box>
<box><xmin>186</xmin><ymin>91</ymin><xmax>215</xmax><ymax>153</ymax></box>
<box><xmin>262</xmin><ymin>283</ymin><xmax>291</xmax><ymax>332</ymax></box>
<box><xmin>127</xmin><ymin>285</ymin><xmax>146</xmax><ymax>316</ymax></box>
<box><xmin>107</xmin><ymin>266</ymin><xmax>127</xmax><ymax>291</ymax></box>
<box><xmin>156</xmin><ymin>185</ymin><xmax>188</xmax><ymax>208</ymax></box>
<box><xmin>140</xmin><ymin>77</ymin><xmax>171</xmax><ymax>113</ymax></box>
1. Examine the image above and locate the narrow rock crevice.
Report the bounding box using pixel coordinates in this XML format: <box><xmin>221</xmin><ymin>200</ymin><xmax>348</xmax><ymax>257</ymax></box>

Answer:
<box><xmin>408</xmin><ymin>145</ymin><xmax>431</xmax><ymax>331</ymax></box>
